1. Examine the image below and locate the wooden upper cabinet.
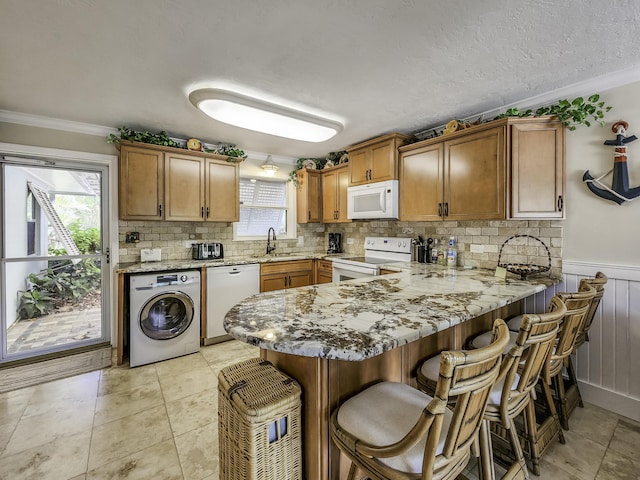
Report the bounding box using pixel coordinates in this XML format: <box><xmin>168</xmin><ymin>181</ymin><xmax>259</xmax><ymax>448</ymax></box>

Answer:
<box><xmin>296</xmin><ymin>168</ymin><xmax>322</xmax><ymax>223</ymax></box>
<box><xmin>399</xmin><ymin>143</ymin><xmax>443</xmax><ymax>221</ymax></box>
<box><xmin>509</xmin><ymin>119</ymin><xmax>565</xmax><ymax>219</ymax></box>
<box><xmin>206</xmin><ymin>159</ymin><xmax>239</xmax><ymax>222</ymax></box>
<box><xmin>164</xmin><ymin>152</ymin><xmax>206</xmax><ymax>221</ymax></box>
<box><xmin>117</xmin><ymin>141</ymin><xmax>239</xmax><ymax>222</ymax></box>
<box><xmin>444</xmin><ymin>125</ymin><xmax>505</xmax><ymax>221</ymax></box>
<box><xmin>322</xmin><ymin>164</ymin><xmax>351</xmax><ymax>223</ymax></box>
<box><xmin>119</xmin><ymin>144</ymin><xmax>164</xmax><ymax>220</ymax></box>
<box><xmin>399</xmin><ymin>125</ymin><xmax>505</xmax><ymax>221</ymax></box>
<box><xmin>346</xmin><ymin>133</ymin><xmax>412</xmax><ymax>186</ymax></box>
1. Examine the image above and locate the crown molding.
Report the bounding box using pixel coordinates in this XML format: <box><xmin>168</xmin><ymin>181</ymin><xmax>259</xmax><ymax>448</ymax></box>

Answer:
<box><xmin>0</xmin><ymin>110</ymin><xmax>118</xmax><ymax>137</ymax></box>
<box><xmin>415</xmin><ymin>64</ymin><xmax>640</xmax><ymax>138</ymax></box>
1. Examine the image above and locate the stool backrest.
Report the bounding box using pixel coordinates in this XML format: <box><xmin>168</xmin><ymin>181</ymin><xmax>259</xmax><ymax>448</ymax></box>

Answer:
<box><xmin>431</xmin><ymin>319</ymin><xmax>510</xmax><ymax>464</ymax></box>
<box><xmin>550</xmin><ymin>283</ymin><xmax>596</xmax><ymax>372</ymax></box>
<box><xmin>575</xmin><ymin>272</ymin><xmax>608</xmax><ymax>348</ymax></box>
<box><xmin>509</xmin><ymin>296</ymin><xmax>565</xmax><ymax>398</ymax></box>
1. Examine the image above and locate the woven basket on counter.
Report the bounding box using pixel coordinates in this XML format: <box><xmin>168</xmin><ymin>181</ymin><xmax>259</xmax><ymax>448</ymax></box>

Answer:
<box><xmin>497</xmin><ymin>234</ymin><xmax>551</xmax><ymax>280</ymax></box>
<box><xmin>218</xmin><ymin>358</ymin><xmax>302</xmax><ymax>480</ymax></box>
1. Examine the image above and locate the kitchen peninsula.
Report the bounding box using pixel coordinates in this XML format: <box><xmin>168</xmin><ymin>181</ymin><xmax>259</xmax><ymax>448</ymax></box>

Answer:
<box><xmin>224</xmin><ymin>264</ymin><xmax>555</xmax><ymax>480</ymax></box>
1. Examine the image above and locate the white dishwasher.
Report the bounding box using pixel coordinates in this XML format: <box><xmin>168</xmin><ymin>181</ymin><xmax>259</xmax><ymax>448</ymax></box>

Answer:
<box><xmin>205</xmin><ymin>264</ymin><xmax>260</xmax><ymax>345</ymax></box>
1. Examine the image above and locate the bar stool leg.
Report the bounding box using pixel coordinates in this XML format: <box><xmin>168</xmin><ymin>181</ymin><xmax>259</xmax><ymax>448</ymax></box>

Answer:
<box><xmin>523</xmin><ymin>400</ymin><xmax>542</xmax><ymax>476</ymax></box>
<box><xmin>566</xmin><ymin>356</ymin><xmax>585</xmax><ymax>408</ymax></box>
<box><xmin>552</xmin><ymin>368</ymin><xmax>570</xmax><ymax>430</ymax></box>
<box><xmin>542</xmin><ymin>380</ymin><xmax>565</xmax><ymax>445</ymax></box>
<box><xmin>478</xmin><ymin>419</ymin><xmax>496</xmax><ymax>480</ymax></box>
<box><xmin>506</xmin><ymin>416</ymin><xmax>530</xmax><ymax>480</ymax></box>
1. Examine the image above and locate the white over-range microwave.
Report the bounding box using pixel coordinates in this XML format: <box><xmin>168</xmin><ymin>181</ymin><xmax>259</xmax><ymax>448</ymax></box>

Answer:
<box><xmin>347</xmin><ymin>180</ymin><xmax>399</xmax><ymax>220</ymax></box>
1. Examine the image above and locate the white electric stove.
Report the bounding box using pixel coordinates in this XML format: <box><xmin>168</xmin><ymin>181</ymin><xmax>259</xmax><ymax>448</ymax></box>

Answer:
<box><xmin>332</xmin><ymin>236</ymin><xmax>412</xmax><ymax>281</ymax></box>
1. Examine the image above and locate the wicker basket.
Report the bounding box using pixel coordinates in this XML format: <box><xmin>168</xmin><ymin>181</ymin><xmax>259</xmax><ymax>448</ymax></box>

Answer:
<box><xmin>497</xmin><ymin>234</ymin><xmax>551</xmax><ymax>280</ymax></box>
<box><xmin>218</xmin><ymin>358</ymin><xmax>302</xmax><ymax>480</ymax></box>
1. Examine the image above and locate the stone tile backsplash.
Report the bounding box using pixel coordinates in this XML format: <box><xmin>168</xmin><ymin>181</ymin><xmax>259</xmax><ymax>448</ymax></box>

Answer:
<box><xmin>119</xmin><ymin>219</ymin><xmax>562</xmax><ymax>277</ymax></box>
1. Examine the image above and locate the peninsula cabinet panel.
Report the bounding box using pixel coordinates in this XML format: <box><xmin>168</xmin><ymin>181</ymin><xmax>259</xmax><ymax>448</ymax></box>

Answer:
<box><xmin>164</xmin><ymin>153</ymin><xmax>206</xmax><ymax>221</ymax></box>
<box><xmin>119</xmin><ymin>145</ymin><xmax>164</xmax><ymax>220</ymax></box>
<box><xmin>347</xmin><ymin>132</ymin><xmax>411</xmax><ymax>186</ymax></box>
<box><xmin>296</xmin><ymin>168</ymin><xmax>322</xmax><ymax>223</ymax></box>
<box><xmin>322</xmin><ymin>165</ymin><xmax>351</xmax><ymax>223</ymax></box>
<box><xmin>206</xmin><ymin>159</ymin><xmax>239</xmax><ymax>222</ymax></box>
<box><xmin>445</xmin><ymin>125</ymin><xmax>505</xmax><ymax>220</ymax></box>
<box><xmin>510</xmin><ymin>121</ymin><xmax>565</xmax><ymax>219</ymax></box>
<box><xmin>316</xmin><ymin>259</ymin><xmax>333</xmax><ymax>284</ymax></box>
<box><xmin>399</xmin><ymin>143</ymin><xmax>443</xmax><ymax>221</ymax></box>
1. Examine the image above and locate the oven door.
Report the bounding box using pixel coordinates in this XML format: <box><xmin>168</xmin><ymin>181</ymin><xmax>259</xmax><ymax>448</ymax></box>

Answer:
<box><xmin>332</xmin><ymin>262</ymin><xmax>378</xmax><ymax>282</ymax></box>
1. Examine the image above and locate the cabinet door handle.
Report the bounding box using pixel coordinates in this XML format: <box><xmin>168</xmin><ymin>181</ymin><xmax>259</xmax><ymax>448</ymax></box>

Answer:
<box><xmin>206</xmin><ymin>206</ymin><xmax>210</xmax><ymax>218</ymax></box>
<box><xmin>444</xmin><ymin>202</ymin><xmax>449</xmax><ymax>216</ymax></box>
<box><xmin>308</xmin><ymin>211</ymin><xmax>311</xmax><ymax>220</ymax></box>
<box><xmin>159</xmin><ymin>204</ymin><xmax>162</xmax><ymax>217</ymax></box>
<box><xmin>557</xmin><ymin>195</ymin><xmax>563</xmax><ymax>212</ymax></box>
<box><xmin>438</xmin><ymin>203</ymin><xmax>442</xmax><ymax>216</ymax></box>
<box><xmin>201</xmin><ymin>206</ymin><xmax>204</xmax><ymax>218</ymax></box>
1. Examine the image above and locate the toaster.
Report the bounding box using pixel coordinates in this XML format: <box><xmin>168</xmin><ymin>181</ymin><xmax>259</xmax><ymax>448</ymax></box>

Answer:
<box><xmin>192</xmin><ymin>242</ymin><xmax>224</xmax><ymax>260</ymax></box>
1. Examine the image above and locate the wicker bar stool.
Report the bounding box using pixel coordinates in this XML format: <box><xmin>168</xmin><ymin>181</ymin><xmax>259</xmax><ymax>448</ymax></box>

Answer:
<box><xmin>564</xmin><ymin>272</ymin><xmax>608</xmax><ymax>415</ymax></box>
<box><xmin>330</xmin><ymin>319</ymin><xmax>509</xmax><ymax>480</ymax></box>
<box><xmin>418</xmin><ymin>298</ymin><xmax>566</xmax><ymax>478</ymax></box>
<box><xmin>540</xmin><ymin>283</ymin><xmax>596</xmax><ymax>431</ymax></box>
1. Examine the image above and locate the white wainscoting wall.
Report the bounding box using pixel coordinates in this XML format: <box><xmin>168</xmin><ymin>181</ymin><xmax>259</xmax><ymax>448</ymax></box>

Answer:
<box><xmin>522</xmin><ymin>261</ymin><xmax>640</xmax><ymax>421</ymax></box>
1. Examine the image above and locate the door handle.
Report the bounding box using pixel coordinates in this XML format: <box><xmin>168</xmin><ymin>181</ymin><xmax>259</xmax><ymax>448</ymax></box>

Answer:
<box><xmin>438</xmin><ymin>203</ymin><xmax>442</xmax><ymax>216</ymax></box>
<box><xmin>308</xmin><ymin>211</ymin><xmax>311</xmax><ymax>220</ymax></box>
<box><xmin>557</xmin><ymin>195</ymin><xmax>563</xmax><ymax>212</ymax></box>
<box><xmin>444</xmin><ymin>202</ymin><xmax>449</xmax><ymax>216</ymax></box>
<box><xmin>159</xmin><ymin>204</ymin><xmax>163</xmax><ymax>217</ymax></box>
<box><xmin>201</xmin><ymin>206</ymin><xmax>204</xmax><ymax>218</ymax></box>
<box><xmin>206</xmin><ymin>206</ymin><xmax>210</xmax><ymax>218</ymax></box>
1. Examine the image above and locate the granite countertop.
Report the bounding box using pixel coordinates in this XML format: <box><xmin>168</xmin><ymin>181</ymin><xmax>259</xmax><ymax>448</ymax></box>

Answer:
<box><xmin>115</xmin><ymin>253</ymin><xmax>349</xmax><ymax>274</ymax></box>
<box><xmin>224</xmin><ymin>263</ymin><xmax>557</xmax><ymax>361</ymax></box>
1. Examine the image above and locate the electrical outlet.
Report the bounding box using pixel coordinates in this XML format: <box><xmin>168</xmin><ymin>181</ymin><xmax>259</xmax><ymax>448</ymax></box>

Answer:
<box><xmin>347</xmin><ymin>238</ymin><xmax>354</xmax><ymax>245</ymax></box>
<box><xmin>125</xmin><ymin>231</ymin><xmax>139</xmax><ymax>243</ymax></box>
<box><xmin>470</xmin><ymin>244</ymin><xmax>484</xmax><ymax>253</ymax></box>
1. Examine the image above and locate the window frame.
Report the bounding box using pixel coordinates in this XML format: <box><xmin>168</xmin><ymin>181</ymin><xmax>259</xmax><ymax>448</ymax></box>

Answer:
<box><xmin>233</xmin><ymin>176</ymin><xmax>297</xmax><ymax>241</ymax></box>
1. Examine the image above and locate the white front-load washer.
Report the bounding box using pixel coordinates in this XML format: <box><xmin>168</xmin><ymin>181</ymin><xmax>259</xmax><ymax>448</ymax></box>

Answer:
<box><xmin>129</xmin><ymin>270</ymin><xmax>201</xmax><ymax>367</ymax></box>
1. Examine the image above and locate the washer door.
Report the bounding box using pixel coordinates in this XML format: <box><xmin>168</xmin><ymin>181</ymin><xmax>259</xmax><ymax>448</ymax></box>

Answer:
<box><xmin>139</xmin><ymin>291</ymin><xmax>195</xmax><ymax>340</ymax></box>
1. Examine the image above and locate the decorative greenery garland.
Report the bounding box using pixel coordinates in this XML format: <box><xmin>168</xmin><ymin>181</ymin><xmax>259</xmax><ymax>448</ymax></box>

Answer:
<box><xmin>107</xmin><ymin>126</ymin><xmax>247</xmax><ymax>162</ymax></box>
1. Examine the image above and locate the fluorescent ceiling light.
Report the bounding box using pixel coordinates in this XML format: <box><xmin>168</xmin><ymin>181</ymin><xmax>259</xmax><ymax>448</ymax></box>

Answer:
<box><xmin>189</xmin><ymin>88</ymin><xmax>342</xmax><ymax>142</ymax></box>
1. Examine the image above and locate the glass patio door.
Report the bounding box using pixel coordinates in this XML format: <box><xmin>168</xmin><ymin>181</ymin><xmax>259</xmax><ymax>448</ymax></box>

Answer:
<box><xmin>0</xmin><ymin>158</ymin><xmax>110</xmax><ymax>363</ymax></box>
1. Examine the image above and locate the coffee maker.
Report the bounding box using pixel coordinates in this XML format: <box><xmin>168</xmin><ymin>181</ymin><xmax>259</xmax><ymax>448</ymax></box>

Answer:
<box><xmin>328</xmin><ymin>233</ymin><xmax>342</xmax><ymax>254</ymax></box>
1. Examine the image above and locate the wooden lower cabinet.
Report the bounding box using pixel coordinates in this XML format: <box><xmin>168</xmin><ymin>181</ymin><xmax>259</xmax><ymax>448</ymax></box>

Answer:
<box><xmin>316</xmin><ymin>259</ymin><xmax>333</xmax><ymax>284</ymax></box>
<box><xmin>260</xmin><ymin>260</ymin><xmax>314</xmax><ymax>292</ymax></box>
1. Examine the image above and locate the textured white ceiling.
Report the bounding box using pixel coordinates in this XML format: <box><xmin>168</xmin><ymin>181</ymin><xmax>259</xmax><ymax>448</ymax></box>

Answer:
<box><xmin>2</xmin><ymin>0</ymin><xmax>640</xmax><ymax>159</ymax></box>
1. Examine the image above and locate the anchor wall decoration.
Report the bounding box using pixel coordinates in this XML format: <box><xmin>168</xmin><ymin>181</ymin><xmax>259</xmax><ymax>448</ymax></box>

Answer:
<box><xmin>583</xmin><ymin>120</ymin><xmax>640</xmax><ymax>204</ymax></box>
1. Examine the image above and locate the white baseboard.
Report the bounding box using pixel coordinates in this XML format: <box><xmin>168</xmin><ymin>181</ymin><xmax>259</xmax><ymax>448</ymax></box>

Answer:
<box><xmin>579</xmin><ymin>380</ymin><xmax>640</xmax><ymax>422</ymax></box>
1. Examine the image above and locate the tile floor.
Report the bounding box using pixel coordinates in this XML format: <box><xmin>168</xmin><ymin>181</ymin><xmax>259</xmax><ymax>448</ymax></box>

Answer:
<box><xmin>0</xmin><ymin>340</ymin><xmax>638</xmax><ymax>480</ymax></box>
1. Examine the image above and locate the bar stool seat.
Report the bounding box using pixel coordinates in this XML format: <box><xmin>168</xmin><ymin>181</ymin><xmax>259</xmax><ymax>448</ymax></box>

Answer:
<box><xmin>331</xmin><ymin>319</ymin><xmax>510</xmax><ymax>480</ymax></box>
<box><xmin>471</xmin><ymin>329</ymin><xmax>520</xmax><ymax>352</ymax></box>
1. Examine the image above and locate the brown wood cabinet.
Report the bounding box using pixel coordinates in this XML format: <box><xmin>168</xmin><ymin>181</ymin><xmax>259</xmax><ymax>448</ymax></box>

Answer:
<box><xmin>321</xmin><ymin>164</ymin><xmax>351</xmax><ymax>223</ymax></box>
<box><xmin>260</xmin><ymin>260</ymin><xmax>314</xmax><ymax>292</ymax></box>
<box><xmin>399</xmin><ymin>117</ymin><xmax>565</xmax><ymax>221</ymax></box>
<box><xmin>118</xmin><ymin>141</ymin><xmax>239</xmax><ymax>222</ymax></box>
<box><xmin>119</xmin><ymin>144</ymin><xmax>164</xmax><ymax>220</ymax></box>
<box><xmin>346</xmin><ymin>133</ymin><xmax>412</xmax><ymax>186</ymax></box>
<box><xmin>316</xmin><ymin>259</ymin><xmax>333</xmax><ymax>284</ymax></box>
<box><xmin>296</xmin><ymin>169</ymin><xmax>322</xmax><ymax>223</ymax></box>
<box><xmin>509</xmin><ymin>119</ymin><xmax>565</xmax><ymax>219</ymax></box>
<box><xmin>400</xmin><ymin>125</ymin><xmax>506</xmax><ymax>221</ymax></box>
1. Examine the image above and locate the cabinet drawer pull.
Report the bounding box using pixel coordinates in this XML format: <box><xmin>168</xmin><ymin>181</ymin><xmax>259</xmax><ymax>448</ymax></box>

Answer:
<box><xmin>557</xmin><ymin>195</ymin><xmax>563</xmax><ymax>212</ymax></box>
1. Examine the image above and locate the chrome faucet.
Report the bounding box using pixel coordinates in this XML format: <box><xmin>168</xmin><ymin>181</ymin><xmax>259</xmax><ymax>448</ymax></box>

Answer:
<box><xmin>266</xmin><ymin>227</ymin><xmax>277</xmax><ymax>254</ymax></box>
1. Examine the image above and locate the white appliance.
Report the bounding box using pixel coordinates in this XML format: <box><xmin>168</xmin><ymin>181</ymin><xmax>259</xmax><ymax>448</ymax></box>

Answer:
<box><xmin>205</xmin><ymin>264</ymin><xmax>260</xmax><ymax>345</ymax></box>
<box><xmin>129</xmin><ymin>270</ymin><xmax>201</xmax><ymax>367</ymax></box>
<box><xmin>347</xmin><ymin>180</ymin><xmax>399</xmax><ymax>219</ymax></box>
<box><xmin>332</xmin><ymin>236</ymin><xmax>412</xmax><ymax>282</ymax></box>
